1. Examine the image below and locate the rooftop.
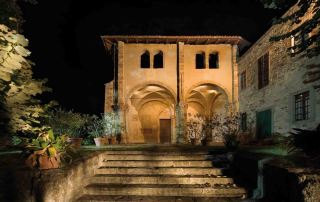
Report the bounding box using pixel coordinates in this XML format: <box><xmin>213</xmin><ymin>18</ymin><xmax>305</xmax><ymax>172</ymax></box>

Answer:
<box><xmin>101</xmin><ymin>35</ymin><xmax>250</xmax><ymax>51</ymax></box>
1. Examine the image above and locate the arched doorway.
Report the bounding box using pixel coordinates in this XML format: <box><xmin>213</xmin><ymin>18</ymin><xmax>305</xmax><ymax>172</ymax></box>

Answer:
<box><xmin>186</xmin><ymin>83</ymin><xmax>229</xmax><ymax>143</ymax></box>
<box><xmin>127</xmin><ymin>84</ymin><xmax>176</xmax><ymax>144</ymax></box>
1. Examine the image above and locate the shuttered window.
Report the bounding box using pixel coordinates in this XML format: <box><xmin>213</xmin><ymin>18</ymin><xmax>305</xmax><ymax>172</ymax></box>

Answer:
<box><xmin>258</xmin><ymin>52</ymin><xmax>269</xmax><ymax>89</ymax></box>
<box><xmin>240</xmin><ymin>71</ymin><xmax>246</xmax><ymax>90</ymax></box>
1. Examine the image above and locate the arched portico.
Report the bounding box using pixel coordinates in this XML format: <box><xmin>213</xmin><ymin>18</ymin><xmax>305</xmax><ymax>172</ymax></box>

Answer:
<box><xmin>126</xmin><ymin>83</ymin><xmax>177</xmax><ymax>143</ymax></box>
<box><xmin>186</xmin><ymin>83</ymin><xmax>230</xmax><ymax>119</ymax></box>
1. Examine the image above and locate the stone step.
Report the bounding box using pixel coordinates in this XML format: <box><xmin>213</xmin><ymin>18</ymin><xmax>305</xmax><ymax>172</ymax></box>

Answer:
<box><xmin>101</xmin><ymin>160</ymin><xmax>212</xmax><ymax>167</ymax></box>
<box><xmin>95</xmin><ymin>167</ymin><xmax>223</xmax><ymax>176</ymax></box>
<box><xmin>77</xmin><ymin>194</ymin><xmax>243</xmax><ymax>202</ymax></box>
<box><xmin>90</xmin><ymin>174</ymin><xmax>233</xmax><ymax>185</ymax></box>
<box><xmin>103</xmin><ymin>154</ymin><xmax>208</xmax><ymax>160</ymax></box>
<box><xmin>83</xmin><ymin>183</ymin><xmax>246</xmax><ymax>198</ymax></box>
<box><xmin>102</xmin><ymin>151</ymin><xmax>209</xmax><ymax>155</ymax></box>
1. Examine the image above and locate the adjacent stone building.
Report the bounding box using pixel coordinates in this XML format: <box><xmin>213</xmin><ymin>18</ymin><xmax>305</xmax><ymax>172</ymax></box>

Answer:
<box><xmin>101</xmin><ymin>36</ymin><xmax>248</xmax><ymax>144</ymax></box>
<box><xmin>238</xmin><ymin>3</ymin><xmax>320</xmax><ymax>137</ymax></box>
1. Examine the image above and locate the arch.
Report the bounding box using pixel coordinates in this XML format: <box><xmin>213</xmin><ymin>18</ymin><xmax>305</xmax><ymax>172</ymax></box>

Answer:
<box><xmin>153</xmin><ymin>51</ymin><xmax>163</xmax><ymax>68</ymax></box>
<box><xmin>126</xmin><ymin>81</ymin><xmax>177</xmax><ymax>104</ymax></box>
<box><xmin>140</xmin><ymin>51</ymin><xmax>150</xmax><ymax>68</ymax></box>
<box><xmin>185</xmin><ymin>82</ymin><xmax>230</xmax><ymax>118</ymax></box>
<box><xmin>126</xmin><ymin>82</ymin><xmax>176</xmax><ymax>144</ymax></box>
<box><xmin>185</xmin><ymin>81</ymin><xmax>232</xmax><ymax>103</ymax></box>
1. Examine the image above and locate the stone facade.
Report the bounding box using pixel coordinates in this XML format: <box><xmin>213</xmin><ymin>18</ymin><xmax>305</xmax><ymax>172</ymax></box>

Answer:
<box><xmin>238</xmin><ymin>3</ymin><xmax>320</xmax><ymax>136</ymax></box>
<box><xmin>102</xmin><ymin>36</ymin><xmax>248</xmax><ymax>144</ymax></box>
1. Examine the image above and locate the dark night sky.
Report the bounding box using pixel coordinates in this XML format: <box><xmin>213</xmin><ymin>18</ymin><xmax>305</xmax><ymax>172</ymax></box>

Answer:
<box><xmin>19</xmin><ymin>0</ymin><xmax>285</xmax><ymax>114</ymax></box>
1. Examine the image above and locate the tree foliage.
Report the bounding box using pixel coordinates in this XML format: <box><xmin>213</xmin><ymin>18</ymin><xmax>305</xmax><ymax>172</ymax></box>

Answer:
<box><xmin>0</xmin><ymin>24</ymin><xmax>51</xmax><ymax>136</ymax></box>
<box><xmin>262</xmin><ymin>0</ymin><xmax>320</xmax><ymax>58</ymax></box>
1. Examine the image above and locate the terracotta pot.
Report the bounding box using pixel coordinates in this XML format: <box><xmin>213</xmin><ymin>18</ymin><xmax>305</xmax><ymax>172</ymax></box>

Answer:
<box><xmin>116</xmin><ymin>134</ymin><xmax>121</xmax><ymax>144</ymax></box>
<box><xmin>38</xmin><ymin>155</ymin><xmax>59</xmax><ymax>170</ymax></box>
<box><xmin>94</xmin><ymin>137</ymin><xmax>107</xmax><ymax>146</ymax></box>
<box><xmin>67</xmin><ymin>137</ymin><xmax>83</xmax><ymax>148</ymax></box>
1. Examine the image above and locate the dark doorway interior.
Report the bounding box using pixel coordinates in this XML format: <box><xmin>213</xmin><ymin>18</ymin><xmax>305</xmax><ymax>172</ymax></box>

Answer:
<box><xmin>160</xmin><ymin>119</ymin><xmax>171</xmax><ymax>143</ymax></box>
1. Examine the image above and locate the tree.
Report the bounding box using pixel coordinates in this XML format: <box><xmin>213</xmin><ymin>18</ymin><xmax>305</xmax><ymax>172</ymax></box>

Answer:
<box><xmin>0</xmin><ymin>0</ymin><xmax>53</xmax><ymax>137</ymax></box>
<box><xmin>0</xmin><ymin>24</ymin><xmax>52</xmax><ymax>136</ymax></box>
<box><xmin>261</xmin><ymin>0</ymin><xmax>320</xmax><ymax>58</ymax></box>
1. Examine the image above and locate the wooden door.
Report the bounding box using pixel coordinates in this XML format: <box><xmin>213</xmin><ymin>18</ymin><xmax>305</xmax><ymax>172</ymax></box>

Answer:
<box><xmin>256</xmin><ymin>109</ymin><xmax>272</xmax><ymax>139</ymax></box>
<box><xmin>160</xmin><ymin>119</ymin><xmax>171</xmax><ymax>143</ymax></box>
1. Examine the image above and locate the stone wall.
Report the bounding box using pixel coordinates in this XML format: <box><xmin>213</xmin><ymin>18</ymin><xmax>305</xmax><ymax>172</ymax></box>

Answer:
<box><xmin>0</xmin><ymin>152</ymin><xmax>104</xmax><ymax>202</ymax></box>
<box><xmin>238</xmin><ymin>3</ymin><xmax>320</xmax><ymax>134</ymax></box>
<box><xmin>233</xmin><ymin>152</ymin><xmax>320</xmax><ymax>202</ymax></box>
<box><xmin>263</xmin><ymin>164</ymin><xmax>320</xmax><ymax>202</ymax></box>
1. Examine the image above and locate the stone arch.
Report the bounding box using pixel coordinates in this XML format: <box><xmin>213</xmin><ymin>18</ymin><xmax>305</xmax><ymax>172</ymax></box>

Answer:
<box><xmin>127</xmin><ymin>81</ymin><xmax>177</xmax><ymax>104</ymax></box>
<box><xmin>185</xmin><ymin>81</ymin><xmax>232</xmax><ymax>104</ymax></box>
<box><xmin>185</xmin><ymin>82</ymin><xmax>230</xmax><ymax>119</ymax></box>
<box><xmin>126</xmin><ymin>82</ymin><xmax>176</xmax><ymax>144</ymax></box>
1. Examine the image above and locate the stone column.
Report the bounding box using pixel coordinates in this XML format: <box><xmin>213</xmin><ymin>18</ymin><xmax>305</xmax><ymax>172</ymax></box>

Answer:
<box><xmin>113</xmin><ymin>41</ymin><xmax>126</xmax><ymax>142</ymax></box>
<box><xmin>231</xmin><ymin>45</ymin><xmax>239</xmax><ymax>112</ymax></box>
<box><xmin>175</xmin><ymin>42</ymin><xmax>186</xmax><ymax>144</ymax></box>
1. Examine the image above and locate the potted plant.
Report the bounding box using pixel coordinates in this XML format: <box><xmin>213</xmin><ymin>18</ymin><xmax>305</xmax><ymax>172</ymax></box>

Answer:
<box><xmin>186</xmin><ymin>121</ymin><xmax>197</xmax><ymax>145</ymax></box>
<box><xmin>216</xmin><ymin>113</ymin><xmax>241</xmax><ymax>151</ymax></box>
<box><xmin>47</xmin><ymin>108</ymin><xmax>87</xmax><ymax>148</ymax></box>
<box><xmin>19</xmin><ymin>127</ymin><xmax>71</xmax><ymax>169</ymax></box>
<box><xmin>187</xmin><ymin>113</ymin><xmax>206</xmax><ymax>145</ymax></box>
<box><xmin>87</xmin><ymin>115</ymin><xmax>107</xmax><ymax>146</ymax></box>
<box><xmin>103</xmin><ymin>112</ymin><xmax>124</xmax><ymax>144</ymax></box>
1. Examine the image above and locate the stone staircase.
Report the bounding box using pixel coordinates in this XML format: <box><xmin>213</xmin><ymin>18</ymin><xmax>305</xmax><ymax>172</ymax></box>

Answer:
<box><xmin>77</xmin><ymin>149</ymin><xmax>246</xmax><ymax>202</ymax></box>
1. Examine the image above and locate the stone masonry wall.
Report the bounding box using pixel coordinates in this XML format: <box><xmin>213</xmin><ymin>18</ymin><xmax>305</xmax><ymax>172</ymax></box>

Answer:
<box><xmin>238</xmin><ymin>3</ymin><xmax>320</xmax><ymax>134</ymax></box>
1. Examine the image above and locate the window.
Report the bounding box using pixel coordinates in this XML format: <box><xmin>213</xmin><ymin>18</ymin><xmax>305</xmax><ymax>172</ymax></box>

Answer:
<box><xmin>196</xmin><ymin>52</ymin><xmax>205</xmax><ymax>69</ymax></box>
<box><xmin>240</xmin><ymin>112</ymin><xmax>247</xmax><ymax>131</ymax></box>
<box><xmin>290</xmin><ymin>33</ymin><xmax>309</xmax><ymax>54</ymax></box>
<box><xmin>294</xmin><ymin>91</ymin><xmax>310</xmax><ymax>121</ymax></box>
<box><xmin>153</xmin><ymin>51</ymin><xmax>163</xmax><ymax>68</ymax></box>
<box><xmin>209</xmin><ymin>53</ymin><xmax>219</xmax><ymax>69</ymax></box>
<box><xmin>141</xmin><ymin>51</ymin><xmax>150</xmax><ymax>68</ymax></box>
<box><xmin>258</xmin><ymin>52</ymin><xmax>269</xmax><ymax>89</ymax></box>
<box><xmin>240</xmin><ymin>71</ymin><xmax>246</xmax><ymax>90</ymax></box>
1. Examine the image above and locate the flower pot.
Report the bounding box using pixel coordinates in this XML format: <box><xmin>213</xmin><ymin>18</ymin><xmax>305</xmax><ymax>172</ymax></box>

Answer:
<box><xmin>67</xmin><ymin>137</ymin><xmax>83</xmax><ymax>148</ymax></box>
<box><xmin>116</xmin><ymin>134</ymin><xmax>121</xmax><ymax>144</ymax></box>
<box><xmin>38</xmin><ymin>155</ymin><xmax>59</xmax><ymax>170</ymax></box>
<box><xmin>25</xmin><ymin>154</ymin><xmax>59</xmax><ymax>170</ymax></box>
<box><xmin>94</xmin><ymin>137</ymin><xmax>106</xmax><ymax>147</ymax></box>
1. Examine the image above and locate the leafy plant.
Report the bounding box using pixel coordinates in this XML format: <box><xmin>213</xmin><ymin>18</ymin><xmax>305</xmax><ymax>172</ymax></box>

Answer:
<box><xmin>87</xmin><ymin>115</ymin><xmax>105</xmax><ymax>138</ymax></box>
<box><xmin>286</xmin><ymin>124</ymin><xmax>320</xmax><ymax>158</ymax></box>
<box><xmin>46</xmin><ymin>108</ymin><xmax>88</xmax><ymax>138</ymax></box>
<box><xmin>16</xmin><ymin>126</ymin><xmax>73</xmax><ymax>169</ymax></box>
<box><xmin>103</xmin><ymin>112</ymin><xmax>124</xmax><ymax>137</ymax></box>
<box><xmin>212</xmin><ymin>113</ymin><xmax>241</xmax><ymax>151</ymax></box>
<box><xmin>186</xmin><ymin>113</ymin><xmax>203</xmax><ymax>143</ymax></box>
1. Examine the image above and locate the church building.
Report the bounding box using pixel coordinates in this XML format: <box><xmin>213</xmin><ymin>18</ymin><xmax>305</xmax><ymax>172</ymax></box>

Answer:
<box><xmin>101</xmin><ymin>36</ymin><xmax>249</xmax><ymax>144</ymax></box>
